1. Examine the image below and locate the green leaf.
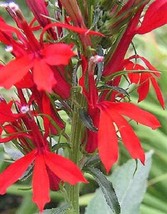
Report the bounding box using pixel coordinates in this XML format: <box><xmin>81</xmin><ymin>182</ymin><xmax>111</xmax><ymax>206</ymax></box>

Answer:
<box><xmin>42</xmin><ymin>203</ymin><xmax>70</xmax><ymax>214</ymax></box>
<box><xmin>86</xmin><ymin>167</ymin><xmax>120</xmax><ymax>214</ymax></box>
<box><xmin>79</xmin><ymin>109</ymin><xmax>98</xmax><ymax>131</ymax></box>
<box><xmin>98</xmin><ymin>85</ymin><xmax>130</xmax><ymax>100</ymax></box>
<box><xmin>108</xmin><ymin>151</ymin><xmax>153</xmax><ymax>214</ymax></box>
<box><xmin>85</xmin><ymin>189</ymin><xmax>116</xmax><ymax>214</ymax></box>
<box><xmin>86</xmin><ymin>151</ymin><xmax>153</xmax><ymax>214</ymax></box>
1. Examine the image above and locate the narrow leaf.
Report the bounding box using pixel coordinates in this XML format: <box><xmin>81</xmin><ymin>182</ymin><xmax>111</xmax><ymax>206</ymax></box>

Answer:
<box><xmin>79</xmin><ymin>109</ymin><xmax>98</xmax><ymax>131</ymax></box>
<box><xmin>109</xmin><ymin>151</ymin><xmax>153</xmax><ymax>214</ymax></box>
<box><xmin>86</xmin><ymin>167</ymin><xmax>120</xmax><ymax>214</ymax></box>
<box><xmin>86</xmin><ymin>152</ymin><xmax>153</xmax><ymax>214</ymax></box>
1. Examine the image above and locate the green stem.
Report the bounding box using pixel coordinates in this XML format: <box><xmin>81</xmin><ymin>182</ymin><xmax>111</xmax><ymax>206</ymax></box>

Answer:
<box><xmin>66</xmin><ymin>86</ymin><xmax>84</xmax><ymax>214</ymax></box>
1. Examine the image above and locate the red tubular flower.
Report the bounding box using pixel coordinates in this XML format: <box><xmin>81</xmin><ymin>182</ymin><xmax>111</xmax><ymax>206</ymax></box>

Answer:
<box><xmin>103</xmin><ymin>0</ymin><xmax>167</xmax><ymax>78</ymax></box>
<box><xmin>137</xmin><ymin>0</ymin><xmax>167</xmax><ymax>34</ymax></box>
<box><xmin>26</xmin><ymin>0</ymin><xmax>50</xmax><ymax>27</ymax></box>
<box><xmin>0</xmin><ymin>8</ymin><xmax>76</xmax><ymax>92</ymax></box>
<box><xmin>26</xmin><ymin>0</ymin><xmax>57</xmax><ymax>39</ymax></box>
<box><xmin>0</xmin><ymin>101</ymin><xmax>22</xmax><ymax>123</ymax></box>
<box><xmin>124</xmin><ymin>55</ymin><xmax>165</xmax><ymax>108</ymax></box>
<box><xmin>0</xmin><ymin>43</ymin><xmax>75</xmax><ymax>92</ymax></box>
<box><xmin>80</xmin><ymin>56</ymin><xmax>160</xmax><ymax>172</ymax></box>
<box><xmin>0</xmin><ymin>149</ymin><xmax>87</xmax><ymax>212</ymax></box>
<box><xmin>97</xmin><ymin>101</ymin><xmax>161</xmax><ymax>172</ymax></box>
<box><xmin>0</xmin><ymin>101</ymin><xmax>87</xmax><ymax>211</ymax></box>
<box><xmin>41</xmin><ymin>92</ymin><xmax>65</xmax><ymax>136</ymax></box>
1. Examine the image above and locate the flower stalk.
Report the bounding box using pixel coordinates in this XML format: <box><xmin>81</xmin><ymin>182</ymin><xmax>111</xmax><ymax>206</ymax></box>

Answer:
<box><xmin>66</xmin><ymin>86</ymin><xmax>85</xmax><ymax>214</ymax></box>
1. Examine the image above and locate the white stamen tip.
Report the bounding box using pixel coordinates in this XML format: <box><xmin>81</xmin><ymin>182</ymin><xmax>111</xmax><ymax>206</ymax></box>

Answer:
<box><xmin>5</xmin><ymin>45</ymin><xmax>13</xmax><ymax>53</ymax></box>
<box><xmin>20</xmin><ymin>105</ymin><xmax>29</xmax><ymax>114</ymax></box>
<box><xmin>8</xmin><ymin>2</ymin><xmax>19</xmax><ymax>11</ymax></box>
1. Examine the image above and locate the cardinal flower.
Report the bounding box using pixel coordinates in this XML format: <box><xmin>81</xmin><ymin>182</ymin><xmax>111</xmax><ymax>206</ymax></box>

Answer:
<box><xmin>124</xmin><ymin>55</ymin><xmax>165</xmax><ymax>108</ymax></box>
<box><xmin>0</xmin><ymin>42</ymin><xmax>75</xmax><ymax>92</ymax></box>
<box><xmin>80</xmin><ymin>57</ymin><xmax>160</xmax><ymax>172</ymax></box>
<box><xmin>0</xmin><ymin>103</ymin><xmax>87</xmax><ymax>211</ymax></box>
<box><xmin>0</xmin><ymin>11</ymin><xmax>74</xmax><ymax>92</ymax></box>
<box><xmin>103</xmin><ymin>0</ymin><xmax>167</xmax><ymax>77</ymax></box>
<box><xmin>97</xmin><ymin>101</ymin><xmax>160</xmax><ymax>172</ymax></box>
<box><xmin>0</xmin><ymin>148</ymin><xmax>87</xmax><ymax>211</ymax></box>
<box><xmin>0</xmin><ymin>100</ymin><xmax>21</xmax><ymax>123</ymax></box>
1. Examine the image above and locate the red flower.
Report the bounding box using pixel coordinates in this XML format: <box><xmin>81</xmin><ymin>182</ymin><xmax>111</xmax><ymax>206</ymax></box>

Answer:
<box><xmin>103</xmin><ymin>0</ymin><xmax>167</xmax><ymax>77</ymax></box>
<box><xmin>0</xmin><ymin>2</ymin><xmax>103</xmax><ymax>92</ymax></box>
<box><xmin>26</xmin><ymin>0</ymin><xmax>51</xmax><ymax>27</ymax></box>
<box><xmin>0</xmin><ymin>97</ymin><xmax>87</xmax><ymax>211</ymax></box>
<box><xmin>124</xmin><ymin>55</ymin><xmax>165</xmax><ymax>108</ymax></box>
<box><xmin>97</xmin><ymin>101</ymin><xmax>160</xmax><ymax>172</ymax></box>
<box><xmin>0</xmin><ymin>101</ymin><xmax>22</xmax><ymax>123</ymax></box>
<box><xmin>0</xmin><ymin>149</ymin><xmax>87</xmax><ymax>211</ymax></box>
<box><xmin>80</xmin><ymin>57</ymin><xmax>161</xmax><ymax>172</ymax></box>
<box><xmin>137</xmin><ymin>0</ymin><xmax>167</xmax><ymax>34</ymax></box>
<box><xmin>0</xmin><ymin>43</ymin><xmax>74</xmax><ymax>92</ymax></box>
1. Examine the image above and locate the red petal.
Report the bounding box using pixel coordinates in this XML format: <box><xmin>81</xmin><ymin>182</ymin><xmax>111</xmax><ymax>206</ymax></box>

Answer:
<box><xmin>15</xmin><ymin>71</ymin><xmax>34</xmax><ymax>88</ymax></box>
<box><xmin>85</xmin><ymin>130</ymin><xmax>98</xmax><ymax>153</ymax></box>
<box><xmin>103</xmin><ymin>102</ymin><xmax>160</xmax><ymax>129</ymax></box>
<box><xmin>110</xmin><ymin>111</ymin><xmax>145</xmax><ymax>164</ymax></box>
<box><xmin>53</xmin><ymin>67</ymin><xmax>71</xmax><ymax>99</ymax></box>
<box><xmin>0</xmin><ymin>55</ymin><xmax>33</xmax><ymax>88</ymax></box>
<box><xmin>0</xmin><ymin>124</ymin><xmax>32</xmax><ymax>143</ymax></box>
<box><xmin>138</xmin><ymin>56</ymin><xmax>161</xmax><ymax>77</ymax></box>
<box><xmin>33</xmin><ymin>59</ymin><xmax>57</xmax><ymax>92</ymax></box>
<box><xmin>0</xmin><ymin>150</ymin><xmax>36</xmax><ymax>194</ymax></box>
<box><xmin>32</xmin><ymin>154</ymin><xmax>50</xmax><ymax>212</ymax></box>
<box><xmin>98</xmin><ymin>105</ymin><xmax>118</xmax><ymax>173</ymax></box>
<box><xmin>0</xmin><ymin>19</ymin><xmax>22</xmax><ymax>39</ymax></box>
<box><xmin>151</xmin><ymin>77</ymin><xmax>165</xmax><ymax>109</ymax></box>
<box><xmin>40</xmin><ymin>22</ymin><xmax>104</xmax><ymax>43</ymax></box>
<box><xmin>128</xmin><ymin>72</ymin><xmax>140</xmax><ymax>84</ymax></box>
<box><xmin>43</xmin><ymin>44</ymin><xmax>75</xmax><ymax>65</ymax></box>
<box><xmin>46</xmin><ymin>167</ymin><xmax>61</xmax><ymax>191</ymax></box>
<box><xmin>44</xmin><ymin>152</ymin><xmax>87</xmax><ymax>185</ymax></box>
<box><xmin>26</xmin><ymin>0</ymin><xmax>50</xmax><ymax>27</ymax></box>
<box><xmin>137</xmin><ymin>0</ymin><xmax>167</xmax><ymax>34</ymax></box>
<box><xmin>137</xmin><ymin>73</ymin><xmax>150</xmax><ymax>102</ymax></box>
<box><xmin>0</xmin><ymin>102</ymin><xmax>17</xmax><ymax>123</ymax></box>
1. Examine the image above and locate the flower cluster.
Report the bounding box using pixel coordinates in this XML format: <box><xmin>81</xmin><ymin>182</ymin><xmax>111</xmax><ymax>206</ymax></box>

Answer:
<box><xmin>0</xmin><ymin>0</ymin><xmax>166</xmax><ymax>212</ymax></box>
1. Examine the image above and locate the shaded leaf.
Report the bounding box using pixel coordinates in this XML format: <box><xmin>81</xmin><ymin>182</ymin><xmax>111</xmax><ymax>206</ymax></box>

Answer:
<box><xmin>86</xmin><ymin>151</ymin><xmax>153</xmax><ymax>214</ymax></box>
<box><xmin>85</xmin><ymin>189</ymin><xmax>115</xmax><ymax>214</ymax></box>
<box><xmin>86</xmin><ymin>167</ymin><xmax>120</xmax><ymax>214</ymax></box>
<box><xmin>79</xmin><ymin>109</ymin><xmax>98</xmax><ymax>131</ymax></box>
<box><xmin>109</xmin><ymin>151</ymin><xmax>153</xmax><ymax>214</ymax></box>
<box><xmin>42</xmin><ymin>203</ymin><xmax>70</xmax><ymax>214</ymax></box>
<box><xmin>98</xmin><ymin>85</ymin><xmax>130</xmax><ymax>99</ymax></box>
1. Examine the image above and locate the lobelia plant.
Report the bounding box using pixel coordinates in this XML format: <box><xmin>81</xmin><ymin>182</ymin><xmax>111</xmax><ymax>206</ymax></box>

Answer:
<box><xmin>0</xmin><ymin>0</ymin><xmax>166</xmax><ymax>213</ymax></box>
